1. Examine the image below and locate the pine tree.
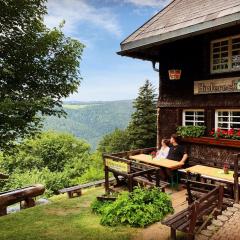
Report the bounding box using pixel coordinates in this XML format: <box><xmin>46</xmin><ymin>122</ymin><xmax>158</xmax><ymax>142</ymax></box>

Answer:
<box><xmin>127</xmin><ymin>80</ymin><xmax>157</xmax><ymax>149</ymax></box>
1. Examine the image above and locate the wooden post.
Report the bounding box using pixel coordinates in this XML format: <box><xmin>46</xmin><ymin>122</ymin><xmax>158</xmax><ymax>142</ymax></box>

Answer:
<box><xmin>233</xmin><ymin>154</ymin><xmax>240</xmax><ymax>203</ymax></box>
<box><xmin>156</xmin><ymin>169</ymin><xmax>160</xmax><ymax>188</ymax></box>
<box><xmin>170</xmin><ymin>228</ymin><xmax>176</xmax><ymax>240</ymax></box>
<box><xmin>0</xmin><ymin>207</ymin><xmax>7</xmax><ymax>216</ymax></box>
<box><xmin>188</xmin><ymin>202</ymin><xmax>199</xmax><ymax>234</ymax></box>
<box><xmin>217</xmin><ymin>185</ymin><xmax>224</xmax><ymax>211</ymax></box>
<box><xmin>128</xmin><ymin>174</ymin><xmax>133</xmax><ymax>192</ymax></box>
<box><xmin>156</xmin><ymin>107</ymin><xmax>161</xmax><ymax>149</ymax></box>
<box><xmin>67</xmin><ymin>192</ymin><xmax>73</xmax><ymax>198</ymax></box>
<box><xmin>104</xmin><ymin>166</ymin><xmax>110</xmax><ymax>194</ymax></box>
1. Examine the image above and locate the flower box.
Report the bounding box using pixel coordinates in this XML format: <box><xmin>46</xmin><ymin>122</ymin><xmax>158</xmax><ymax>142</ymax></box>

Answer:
<box><xmin>182</xmin><ymin>137</ymin><xmax>240</xmax><ymax>149</ymax></box>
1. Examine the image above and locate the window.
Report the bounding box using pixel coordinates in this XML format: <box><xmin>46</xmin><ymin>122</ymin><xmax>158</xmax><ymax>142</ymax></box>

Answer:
<box><xmin>215</xmin><ymin>110</ymin><xmax>240</xmax><ymax>130</ymax></box>
<box><xmin>183</xmin><ymin>110</ymin><xmax>205</xmax><ymax>126</ymax></box>
<box><xmin>211</xmin><ymin>35</ymin><xmax>240</xmax><ymax>73</ymax></box>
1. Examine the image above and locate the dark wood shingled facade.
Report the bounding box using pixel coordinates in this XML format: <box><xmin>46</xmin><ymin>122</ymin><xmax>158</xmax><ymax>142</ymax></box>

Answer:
<box><xmin>119</xmin><ymin>0</ymin><xmax>240</xmax><ymax>165</ymax></box>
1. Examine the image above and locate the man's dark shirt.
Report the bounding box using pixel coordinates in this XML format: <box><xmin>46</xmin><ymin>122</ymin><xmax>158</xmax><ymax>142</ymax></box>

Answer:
<box><xmin>167</xmin><ymin>144</ymin><xmax>186</xmax><ymax>161</ymax></box>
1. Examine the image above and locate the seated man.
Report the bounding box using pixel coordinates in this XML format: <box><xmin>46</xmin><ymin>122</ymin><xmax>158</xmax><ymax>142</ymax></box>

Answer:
<box><xmin>167</xmin><ymin>134</ymin><xmax>188</xmax><ymax>164</ymax></box>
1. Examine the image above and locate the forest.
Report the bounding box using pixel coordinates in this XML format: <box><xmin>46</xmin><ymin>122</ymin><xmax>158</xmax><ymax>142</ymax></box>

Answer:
<box><xmin>43</xmin><ymin>100</ymin><xmax>133</xmax><ymax>150</ymax></box>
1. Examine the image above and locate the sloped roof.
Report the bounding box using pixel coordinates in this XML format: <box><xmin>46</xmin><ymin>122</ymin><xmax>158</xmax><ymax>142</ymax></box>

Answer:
<box><xmin>120</xmin><ymin>0</ymin><xmax>240</xmax><ymax>54</ymax></box>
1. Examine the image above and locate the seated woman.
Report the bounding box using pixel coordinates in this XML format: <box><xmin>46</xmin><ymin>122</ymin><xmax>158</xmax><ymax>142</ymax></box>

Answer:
<box><xmin>156</xmin><ymin>139</ymin><xmax>170</xmax><ymax>159</ymax></box>
<box><xmin>167</xmin><ymin>134</ymin><xmax>188</xmax><ymax>164</ymax></box>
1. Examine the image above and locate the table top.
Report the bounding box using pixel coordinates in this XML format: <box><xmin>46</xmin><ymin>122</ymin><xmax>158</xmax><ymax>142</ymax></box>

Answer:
<box><xmin>129</xmin><ymin>154</ymin><xmax>184</xmax><ymax>170</ymax></box>
<box><xmin>183</xmin><ymin>165</ymin><xmax>235</xmax><ymax>183</ymax></box>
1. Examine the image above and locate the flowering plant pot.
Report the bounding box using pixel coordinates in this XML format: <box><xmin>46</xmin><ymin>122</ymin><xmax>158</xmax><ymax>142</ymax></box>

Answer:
<box><xmin>209</xmin><ymin>128</ymin><xmax>240</xmax><ymax>140</ymax></box>
<box><xmin>182</xmin><ymin>136</ymin><xmax>240</xmax><ymax>149</ymax></box>
<box><xmin>150</xmin><ymin>151</ymin><xmax>156</xmax><ymax>158</ymax></box>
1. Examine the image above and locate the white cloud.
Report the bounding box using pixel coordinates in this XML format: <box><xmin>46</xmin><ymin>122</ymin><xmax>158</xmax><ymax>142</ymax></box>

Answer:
<box><xmin>124</xmin><ymin>0</ymin><xmax>170</xmax><ymax>7</ymax></box>
<box><xmin>45</xmin><ymin>0</ymin><xmax>122</xmax><ymax>38</ymax></box>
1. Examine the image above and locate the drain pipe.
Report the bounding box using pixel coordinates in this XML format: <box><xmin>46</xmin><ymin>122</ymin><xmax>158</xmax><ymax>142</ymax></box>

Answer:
<box><xmin>152</xmin><ymin>61</ymin><xmax>161</xmax><ymax>150</ymax></box>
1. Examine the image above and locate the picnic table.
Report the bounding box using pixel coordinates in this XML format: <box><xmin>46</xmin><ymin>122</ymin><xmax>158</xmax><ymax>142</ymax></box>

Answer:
<box><xmin>180</xmin><ymin>165</ymin><xmax>237</xmax><ymax>184</ymax></box>
<box><xmin>130</xmin><ymin>154</ymin><xmax>184</xmax><ymax>188</ymax></box>
<box><xmin>129</xmin><ymin>154</ymin><xmax>184</xmax><ymax>170</ymax></box>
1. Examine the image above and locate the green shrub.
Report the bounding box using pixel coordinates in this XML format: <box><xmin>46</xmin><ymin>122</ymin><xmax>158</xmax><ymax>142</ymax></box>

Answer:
<box><xmin>1</xmin><ymin>131</ymin><xmax>91</xmax><ymax>173</ymax></box>
<box><xmin>97</xmin><ymin>128</ymin><xmax>130</xmax><ymax>153</ymax></box>
<box><xmin>70</xmin><ymin>152</ymin><xmax>104</xmax><ymax>185</ymax></box>
<box><xmin>91</xmin><ymin>199</ymin><xmax>113</xmax><ymax>215</ymax></box>
<box><xmin>92</xmin><ymin>187</ymin><xmax>173</xmax><ymax>228</ymax></box>
<box><xmin>177</xmin><ymin>125</ymin><xmax>206</xmax><ymax>138</ymax></box>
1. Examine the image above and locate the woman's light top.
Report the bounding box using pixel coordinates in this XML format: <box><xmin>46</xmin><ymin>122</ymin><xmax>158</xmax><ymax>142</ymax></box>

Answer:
<box><xmin>155</xmin><ymin>146</ymin><xmax>170</xmax><ymax>159</ymax></box>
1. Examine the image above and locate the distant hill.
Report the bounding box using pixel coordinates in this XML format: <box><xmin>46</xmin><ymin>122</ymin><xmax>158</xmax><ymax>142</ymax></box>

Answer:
<box><xmin>43</xmin><ymin>100</ymin><xmax>133</xmax><ymax>150</ymax></box>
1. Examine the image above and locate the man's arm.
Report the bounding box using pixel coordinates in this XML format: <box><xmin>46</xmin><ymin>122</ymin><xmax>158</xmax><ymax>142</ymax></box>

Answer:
<box><xmin>180</xmin><ymin>153</ymin><xmax>188</xmax><ymax>164</ymax></box>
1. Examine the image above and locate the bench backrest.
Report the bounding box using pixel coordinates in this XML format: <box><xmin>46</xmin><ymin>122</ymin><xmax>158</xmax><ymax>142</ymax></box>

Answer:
<box><xmin>187</xmin><ymin>184</ymin><xmax>224</xmax><ymax>234</ymax></box>
<box><xmin>103</xmin><ymin>154</ymin><xmax>131</xmax><ymax>174</ymax></box>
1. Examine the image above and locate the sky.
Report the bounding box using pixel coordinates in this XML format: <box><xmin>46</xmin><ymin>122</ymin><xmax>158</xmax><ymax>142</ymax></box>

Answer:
<box><xmin>45</xmin><ymin>0</ymin><xmax>171</xmax><ymax>101</ymax></box>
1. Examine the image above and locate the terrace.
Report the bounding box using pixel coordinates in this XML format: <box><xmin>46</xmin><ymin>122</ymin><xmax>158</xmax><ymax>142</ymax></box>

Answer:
<box><xmin>103</xmin><ymin>148</ymin><xmax>240</xmax><ymax>239</ymax></box>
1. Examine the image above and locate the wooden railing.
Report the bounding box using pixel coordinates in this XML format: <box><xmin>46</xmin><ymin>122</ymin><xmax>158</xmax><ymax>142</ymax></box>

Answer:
<box><xmin>102</xmin><ymin>147</ymin><xmax>169</xmax><ymax>193</ymax></box>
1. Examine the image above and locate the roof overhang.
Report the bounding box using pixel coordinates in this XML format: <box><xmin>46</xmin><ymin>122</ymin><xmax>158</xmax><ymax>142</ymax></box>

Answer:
<box><xmin>118</xmin><ymin>12</ymin><xmax>240</xmax><ymax>59</ymax></box>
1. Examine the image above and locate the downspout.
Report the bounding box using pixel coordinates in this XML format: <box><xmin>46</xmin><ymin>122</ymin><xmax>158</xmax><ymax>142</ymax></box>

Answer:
<box><xmin>152</xmin><ymin>61</ymin><xmax>161</xmax><ymax>149</ymax></box>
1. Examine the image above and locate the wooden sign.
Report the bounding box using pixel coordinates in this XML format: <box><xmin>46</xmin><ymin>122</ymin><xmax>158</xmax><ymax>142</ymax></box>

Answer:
<box><xmin>105</xmin><ymin>158</ymin><xmax>129</xmax><ymax>173</ymax></box>
<box><xmin>194</xmin><ymin>77</ymin><xmax>240</xmax><ymax>95</ymax></box>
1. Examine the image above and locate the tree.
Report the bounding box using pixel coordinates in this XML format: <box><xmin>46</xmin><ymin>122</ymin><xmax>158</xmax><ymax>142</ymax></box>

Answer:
<box><xmin>97</xmin><ymin>128</ymin><xmax>130</xmax><ymax>153</ymax></box>
<box><xmin>127</xmin><ymin>80</ymin><xmax>157</xmax><ymax>149</ymax></box>
<box><xmin>0</xmin><ymin>0</ymin><xmax>84</xmax><ymax>150</ymax></box>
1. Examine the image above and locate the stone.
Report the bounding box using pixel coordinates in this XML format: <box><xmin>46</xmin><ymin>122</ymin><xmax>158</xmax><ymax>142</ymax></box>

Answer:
<box><xmin>7</xmin><ymin>205</ymin><xmax>20</xmax><ymax>214</ymax></box>
<box><xmin>217</xmin><ymin>215</ymin><xmax>228</xmax><ymax>222</ymax></box>
<box><xmin>207</xmin><ymin>225</ymin><xmax>218</xmax><ymax>231</ymax></box>
<box><xmin>222</xmin><ymin>210</ymin><xmax>233</xmax><ymax>217</ymax></box>
<box><xmin>227</xmin><ymin>207</ymin><xmax>238</xmax><ymax>212</ymax></box>
<box><xmin>201</xmin><ymin>230</ymin><xmax>213</xmax><ymax>237</ymax></box>
<box><xmin>36</xmin><ymin>198</ymin><xmax>50</xmax><ymax>205</ymax></box>
<box><xmin>233</xmin><ymin>203</ymin><xmax>240</xmax><ymax>209</ymax></box>
<box><xmin>212</xmin><ymin>219</ymin><xmax>223</xmax><ymax>227</ymax></box>
<box><xmin>195</xmin><ymin>234</ymin><xmax>209</xmax><ymax>240</ymax></box>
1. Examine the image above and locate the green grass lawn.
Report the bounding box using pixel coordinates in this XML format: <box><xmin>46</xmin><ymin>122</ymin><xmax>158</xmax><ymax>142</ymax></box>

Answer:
<box><xmin>0</xmin><ymin>188</ymin><xmax>138</xmax><ymax>240</ymax></box>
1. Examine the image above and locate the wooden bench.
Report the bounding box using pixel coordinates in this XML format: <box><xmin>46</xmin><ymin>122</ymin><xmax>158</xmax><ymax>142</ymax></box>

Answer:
<box><xmin>0</xmin><ymin>172</ymin><xmax>9</xmax><ymax>180</ymax></box>
<box><xmin>59</xmin><ymin>178</ymin><xmax>116</xmax><ymax>198</ymax></box>
<box><xmin>0</xmin><ymin>184</ymin><xmax>45</xmax><ymax>216</ymax></box>
<box><xmin>162</xmin><ymin>184</ymin><xmax>224</xmax><ymax>240</ymax></box>
<box><xmin>185</xmin><ymin>178</ymin><xmax>233</xmax><ymax>208</ymax></box>
<box><xmin>133</xmin><ymin>176</ymin><xmax>169</xmax><ymax>192</ymax></box>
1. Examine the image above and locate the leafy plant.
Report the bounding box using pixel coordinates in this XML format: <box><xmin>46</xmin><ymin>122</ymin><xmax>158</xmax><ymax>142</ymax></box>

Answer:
<box><xmin>177</xmin><ymin>126</ymin><xmax>206</xmax><ymax>138</ymax></box>
<box><xmin>92</xmin><ymin>187</ymin><xmax>173</xmax><ymax>228</ymax></box>
<box><xmin>1</xmin><ymin>168</ymin><xmax>70</xmax><ymax>197</ymax></box>
<box><xmin>91</xmin><ymin>199</ymin><xmax>113</xmax><ymax>215</ymax></box>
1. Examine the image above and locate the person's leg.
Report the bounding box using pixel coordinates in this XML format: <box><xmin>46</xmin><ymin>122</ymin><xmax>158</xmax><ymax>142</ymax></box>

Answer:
<box><xmin>159</xmin><ymin>167</ymin><xmax>168</xmax><ymax>181</ymax></box>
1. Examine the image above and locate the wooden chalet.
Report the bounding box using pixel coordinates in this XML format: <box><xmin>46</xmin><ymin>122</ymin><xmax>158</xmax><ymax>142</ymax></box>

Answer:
<box><xmin>118</xmin><ymin>0</ymin><xmax>240</xmax><ymax>165</ymax></box>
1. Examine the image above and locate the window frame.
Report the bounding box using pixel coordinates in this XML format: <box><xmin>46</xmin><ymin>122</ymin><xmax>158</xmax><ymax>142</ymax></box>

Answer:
<box><xmin>182</xmin><ymin>109</ymin><xmax>205</xmax><ymax>126</ymax></box>
<box><xmin>215</xmin><ymin>109</ymin><xmax>240</xmax><ymax>130</ymax></box>
<box><xmin>210</xmin><ymin>34</ymin><xmax>240</xmax><ymax>74</ymax></box>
